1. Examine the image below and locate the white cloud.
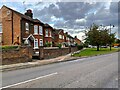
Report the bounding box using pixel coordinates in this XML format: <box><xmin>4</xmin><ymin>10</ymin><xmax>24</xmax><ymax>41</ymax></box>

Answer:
<box><xmin>75</xmin><ymin>18</ymin><xmax>86</xmax><ymax>23</ymax></box>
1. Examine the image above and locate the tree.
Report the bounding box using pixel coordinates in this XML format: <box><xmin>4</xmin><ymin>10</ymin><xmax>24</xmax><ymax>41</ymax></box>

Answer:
<box><xmin>85</xmin><ymin>24</ymin><xmax>115</xmax><ymax>51</ymax></box>
<box><xmin>115</xmin><ymin>39</ymin><xmax>120</xmax><ymax>44</ymax></box>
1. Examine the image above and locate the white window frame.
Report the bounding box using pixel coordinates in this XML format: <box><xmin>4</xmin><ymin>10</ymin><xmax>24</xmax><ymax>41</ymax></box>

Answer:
<box><xmin>45</xmin><ymin>29</ymin><xmax>48</xmax><ymax>37</ymax></box>
<box><xmin>39</xmin><ymin>26</ymin><xmax>43</xmax><ymax>35</ymax></box>
<box><xmin>34</xmin><ymin>25</ymin><xmax>38</xmax><ymax>34</ymax></box>
<box><xmin>34</xmin><ymin>39</ymin><xmax>38</xmax><ymax>49</ymax></box>
<box><xmin>0</xmin><ymin>23</ymin><xmax>2</xmax><ymax>33</ymax></box>
<box><xmin>59</xmin><ymin>35</ymin><xmax>62</xmax><ymax>39</ymax></box>
<box><xmin>63</xmin><ymin>35</ymin><xmax>64</xmax><ymax>39</ymax></box>
<box><xmin>39</xmin><ymin>39</ymin><xmax>43</xmax><ymax>46</ymax></box>
<box><xmin>25</xmin><ymin>22</ymin><xmax>29</xmax><ymax>31</ymax></box>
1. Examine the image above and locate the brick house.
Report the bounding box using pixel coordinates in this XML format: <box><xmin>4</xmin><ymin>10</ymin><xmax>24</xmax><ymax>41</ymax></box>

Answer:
<box><xmin>74</xmin><ymin>36</ymin><xmax>81</xmax><ymax>45</ymax></box>
<box><xmin>52</xmin><ymin>29</ymin><xmax>66</xmax><ymax>47</ymax></box>
<box><xmin>43</xmin><ymin>24</ymin><xmax>53</xmax><ymax>47</ymax></box>
<box><xmin>67</xmin><ymin>34</ymin><xmax>74</xmax><ymax>46</ymax></box>
<box><xmin>32</xmin><ymin>19</ymin><xmax>44</xmax><ymax>49</ymax></box>
<box><xmin>64</xmin><ymin>32</ymin><xmax>75</xmax><ymax>46</ymax></box>
<box><xmin>0</xmin><ymin>5</ymin><xmax>44</xmax><ymax>49</ymax></box>
<box><xmin>64</xmin><ymin>32</ymin><xmax>70</xmax><ymax>46</ymax></box>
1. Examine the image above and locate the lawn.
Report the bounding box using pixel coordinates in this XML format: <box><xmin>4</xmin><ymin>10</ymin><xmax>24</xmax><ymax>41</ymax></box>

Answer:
<box><xmin>72</xmin><ymin>47</ymin><xmax>119</xmax><ymax>57</ymax></box>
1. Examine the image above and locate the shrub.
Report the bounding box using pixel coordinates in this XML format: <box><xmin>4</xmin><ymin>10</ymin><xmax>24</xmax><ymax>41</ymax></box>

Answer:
<box><xmin>77</xmin><ymin>45</ymin><xmax>83</xmax><ymax>50</ymax></box>
<box><xmin>44</xmin><ymin>42</ymin><xmax>52</xmax><ymax>47</ymax></box>
<box><xmin>57</xmin><ymin>43</ymin><xmax>62</xmax><ymax>49</ymax></box>
<box><xmin>1</xmin><ymin>45</ymin><xmax>18</xmax><ymax>50</ymax></box>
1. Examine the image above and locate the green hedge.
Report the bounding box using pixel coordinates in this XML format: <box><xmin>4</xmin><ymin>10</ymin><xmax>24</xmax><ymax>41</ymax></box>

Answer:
<box><xmin>0</xmin><ymin>46</ymin><xmax>18</xmax><ymax>50</ymax></box>
<box><xmin>77</xmin><ymin>45</ymin><xmax>83</xmax><ymax>50</ymax></box>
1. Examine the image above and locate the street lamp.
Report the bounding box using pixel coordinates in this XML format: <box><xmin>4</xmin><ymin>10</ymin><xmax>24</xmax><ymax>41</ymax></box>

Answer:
<box><xmin>109</xmin><ymin>24</ymin><xmax>115</xmax><ymax>51</ymax></box>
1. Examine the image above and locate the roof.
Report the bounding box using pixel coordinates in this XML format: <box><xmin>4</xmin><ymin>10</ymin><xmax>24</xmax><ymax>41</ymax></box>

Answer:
<box><xmin>53</xmin><ymin>29</ymin><xmax>62</xmax><ymax>34</ymax></box>
<box><xmin>1</xmin><ymin>5</ymin><xmax>44</xmax><ymax>24</ymax></box>
<box><xmin>44</xmin><ymin>23</ymin><xmax>53</xmax><ymax>29</ymax></box>
<box><xmin>33</xmin><ymin>19</ymin><xmax>44</xmax><ymax>25</ymax></box>
<box><xmin>67</xmin><ymin>34</ymin><xmax>74</xmax><ymax>39</ymax></box>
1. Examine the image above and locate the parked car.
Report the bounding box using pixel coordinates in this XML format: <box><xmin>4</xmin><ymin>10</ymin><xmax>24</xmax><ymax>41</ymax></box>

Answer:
<box><xmin>101</xmin><ymin>46</ymin><xmax>107</xmax><ymax>48</ymax></box>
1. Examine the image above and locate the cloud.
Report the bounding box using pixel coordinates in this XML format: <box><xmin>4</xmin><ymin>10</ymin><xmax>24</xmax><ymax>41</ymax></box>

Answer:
<box><xmin>0</xmin><ymin>1</ymin><xmax>118</xmax><ymax>40</ymax></box>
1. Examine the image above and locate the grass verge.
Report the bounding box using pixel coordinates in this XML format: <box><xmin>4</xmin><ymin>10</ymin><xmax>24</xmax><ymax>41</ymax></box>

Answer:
<box><xmin>72</xmin><ymin>47</ymin><xmax>119</xmax><ymax>57</ymax></box>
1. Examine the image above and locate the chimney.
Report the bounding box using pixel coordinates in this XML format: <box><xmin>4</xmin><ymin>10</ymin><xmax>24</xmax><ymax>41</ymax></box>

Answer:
<box><xmin>75</xmin><ymin>36</ymin><xmax>77</xmax><ymax>38</ymax></box>
<box><xmin>25</xmin><ymin>9</ymin><xmax>33</xmax><ymax>18</ymax></box>
<box><xmin>65</xmin><ymin>32</ymin><xmax>68</xmax><ymax>35</ymax></box>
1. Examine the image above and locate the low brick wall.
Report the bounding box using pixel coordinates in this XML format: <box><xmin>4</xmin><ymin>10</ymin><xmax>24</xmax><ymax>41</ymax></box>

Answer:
<box><xmin>39</xmin><ymin>46</ymin><xmax>78</xmax><ymax>59</ymax></box>
<box><xmin>1</xmin><ymin>46</ymin><xmax>33</xmax><ymax>65</ymax></box>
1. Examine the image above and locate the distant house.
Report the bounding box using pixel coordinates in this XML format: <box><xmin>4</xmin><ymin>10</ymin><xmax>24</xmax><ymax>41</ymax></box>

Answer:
<box><xmin>52</xmin><ymin>29</ymin><xmax>65</xmax><ymax>47</ymax></box>
<box><xmin>43</xmin><ymin>24</ymin><xmax>53</xmax><ymax>47</ymax></box>
<box><xmin>0</xmin><ymin>5</ymin><xmax>44</xmax><ymax>49</ymax></box>
<box><xmin>67</xmin><ymin>34</ymin><xmax>74</xmax><ymax>46</ymax></box>
<box><xmin>74</xmin><ymin>36</ymin><xmax>81</xmax><ymax>45</ymax></box>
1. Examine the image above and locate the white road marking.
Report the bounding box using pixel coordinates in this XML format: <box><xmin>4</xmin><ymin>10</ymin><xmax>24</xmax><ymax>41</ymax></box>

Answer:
<box><xmin>1</xmin><ymin>72</ymin><xmax>58</xmax><ymax>89</ymax></box>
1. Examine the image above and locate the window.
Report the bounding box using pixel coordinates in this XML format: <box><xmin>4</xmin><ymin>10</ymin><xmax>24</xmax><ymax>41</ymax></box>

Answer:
<box><xmin>0</xmin><ymin>24</ymin><xmax>2</xmax><ymax>33</ymax></box>
<box><xmin>34</xmin><ymin>39</ymin><xmax>38</xmax><ymax>48</ymax></box>
<box><xmin>39</xmin><ymin>26</ymin><xmax>43</xmax><ymax>35</ymax></box>
<box><xmin>34</xmin><ymin>25</ymin><xmax>38</xmax><ymax>34</ymax></box>
<box><xmin>26</xmin><ymin>22</ymin><xmax>29</xmax><ymax>31</ymax></box>
<box><xmin>39</xmin><ymin>39</ymin><xmax>43</xmax><ymax>46</ymax></box>
<box><xmin>63</xmin><ymin>35</ymin><xmax>64</xmax><ymax>39</ymax></box>
<box><xmin>59</xmin><ymin>35</ymin><xmax>62</xmax><ymax>39</ymax></box>
<box><xmin>45</xmin><ymin>29</ymin><xmax>48</xmax><ymax>37</ymax></box>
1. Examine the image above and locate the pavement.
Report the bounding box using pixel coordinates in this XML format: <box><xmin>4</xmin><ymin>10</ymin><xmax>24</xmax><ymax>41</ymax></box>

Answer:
<box><xmin>1</xmin><ymin>52</ymin><xmax>118</xmax><ymax>88</ymax></box>
<box><xmin>0</xmin><ymin>50</ymin><xmax>83</xmax><ymax>72</ymax></box>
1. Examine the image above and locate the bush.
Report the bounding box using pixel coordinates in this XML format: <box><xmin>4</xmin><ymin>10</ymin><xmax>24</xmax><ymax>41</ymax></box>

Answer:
<box><xmin>44</xmin><ymin>42</ymin><xmax>52</xmax><ymax>47</ymax></box>
<box><xmin>1</xmin><ymin>45</ymin><xmax>18</xmax><ymax>50</ymax></box>
<box><xmin>77</xmin><ymin>45</ymin><xmax>83</xmax><ymax>50</ymax></box>
<box><xmin>57</xmin><ymin>43</ymin><xmax>62</xmax><ymax>49</ymax></box>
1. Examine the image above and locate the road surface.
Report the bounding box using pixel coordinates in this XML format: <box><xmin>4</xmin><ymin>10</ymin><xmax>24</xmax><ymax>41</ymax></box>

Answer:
<box><xmin>2</xmin><ymin>52</ymin><xmax>119</xmax><ymax>88</ymax></box>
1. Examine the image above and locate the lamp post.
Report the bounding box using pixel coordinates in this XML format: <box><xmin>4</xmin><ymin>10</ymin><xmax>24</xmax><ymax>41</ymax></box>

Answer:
<box><xmin>109</xmin><ymin>24</ymin><xmax>115</xmax><ymax>51</ymax></box>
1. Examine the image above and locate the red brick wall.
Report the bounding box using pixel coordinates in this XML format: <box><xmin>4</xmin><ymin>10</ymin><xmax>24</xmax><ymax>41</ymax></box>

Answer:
<box><xmin>1</xmin><ymin>6</ymin><xmax>21</xmax><ymax>45</ymax></box>
<box><xmin>1</xmin><ymin>46</ymin><xmax>33</xmax><ymax>65</ymax></box>
<box><xmin>74</xmin><ymin>38</ymin><xmax>81</xmax><ymax>45</ymax></box>
<box><xmin>39</xmin><ymin>47</ymin><xmax>78</xmax><ymax>59</ymax></box>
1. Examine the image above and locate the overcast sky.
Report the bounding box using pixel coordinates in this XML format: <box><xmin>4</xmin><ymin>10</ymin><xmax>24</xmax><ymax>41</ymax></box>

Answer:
<box><xmin>0</xmin><ymin>1</ymin><xmax>119</xmax><ymax>40</ymax></box>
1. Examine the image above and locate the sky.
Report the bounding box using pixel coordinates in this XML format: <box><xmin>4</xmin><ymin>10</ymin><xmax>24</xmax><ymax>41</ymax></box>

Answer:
<box><xmin>0</xmin><ymin>0</ymin><xmax>119</xmax><ymax>41</ymax></box>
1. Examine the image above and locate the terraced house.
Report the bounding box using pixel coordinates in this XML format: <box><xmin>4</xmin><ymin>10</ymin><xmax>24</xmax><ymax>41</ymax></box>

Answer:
<box><xmin>0</xmin><ymin>5</ymin><xmax>81</xmax><ymax>48</ymax></box>
<box><xmin>43</xmin><ymin>24</ymin><xmax>53</xmax><ymax>47</ymax></box>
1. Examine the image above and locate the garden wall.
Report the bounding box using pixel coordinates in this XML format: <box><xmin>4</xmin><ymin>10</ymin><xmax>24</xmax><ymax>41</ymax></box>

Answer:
<box><xmin>1</xmin><ymin>46</ymin><xmax>33</xmax><ymax>65</ymax></box>
<box><xmin>39</xmin><ymin>46</ymin><xmax>78</xmax><ymax>59</ymax></box>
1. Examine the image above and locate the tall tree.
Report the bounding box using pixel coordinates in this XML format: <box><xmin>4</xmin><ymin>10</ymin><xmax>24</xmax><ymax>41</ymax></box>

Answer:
<box><xmin>85</xmin><ymin>24</ymin><xmax>115</xmax><ymax>51</ymax></box>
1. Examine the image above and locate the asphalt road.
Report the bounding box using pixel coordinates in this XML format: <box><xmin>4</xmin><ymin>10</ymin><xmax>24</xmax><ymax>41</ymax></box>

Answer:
<box><xmin>2</xmin><ymin>52</ymin><xmax>119</xmax><ymax>88</ymax></box>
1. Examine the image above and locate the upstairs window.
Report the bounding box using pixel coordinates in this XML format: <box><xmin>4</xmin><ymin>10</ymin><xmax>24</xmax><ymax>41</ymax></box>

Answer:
<box><xmin>34</xmin><ymin>25</ymin><xmax>38</xmax><ymax>34</ymax></box>
<box><xmin>39</xmin><ymin>26</ymin><xmax>43</xmax><ymax>35</ymax></box>
<box><xmin>63</xmin><ymin>35</ymin><xmax>64</xmax><ymax>39</ymax></box>
<box><xmin>25</xmin><ymin>22</ymin><xmax>29</xmax><ymax>31</ymax></box>
<box><xmin>59</xmin><ymin>35</ymin><xmax>62</xmax><ymax>39</ymax></box>
<box><xmin>0</xmin><ymin>24</ymin><xmax>2</xmax><ymax>33</ymax></box>
<box><xmin>45</xmin><ymin>29</ymin><xmax>48</xmax><ymax>37</ymax></box>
